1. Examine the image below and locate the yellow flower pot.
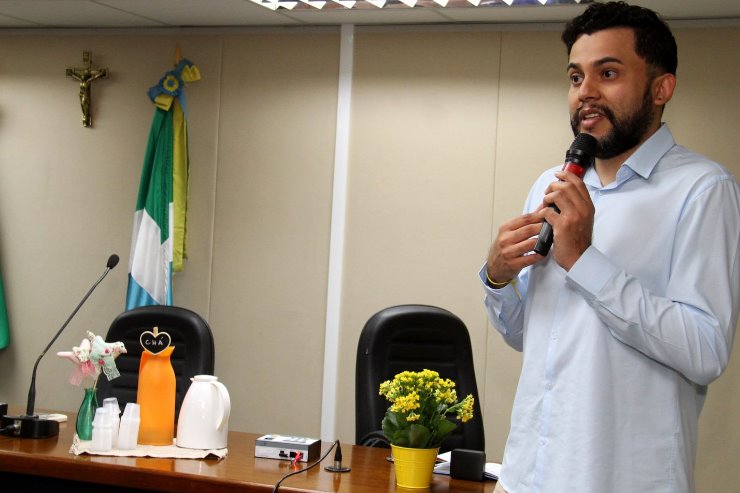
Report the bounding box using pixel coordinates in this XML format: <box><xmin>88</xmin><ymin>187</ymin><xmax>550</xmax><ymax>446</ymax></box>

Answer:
<box><xmin>391</xmin><ymin>444</ymin><xmax>439</xmax><ymax>489</ymax></box>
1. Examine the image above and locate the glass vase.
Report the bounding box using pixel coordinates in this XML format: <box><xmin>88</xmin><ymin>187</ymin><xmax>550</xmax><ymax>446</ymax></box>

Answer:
<box><xmin>76</xmin><ymin>387</ymin><xmax>98</xmax><ymax>440</ymax></box>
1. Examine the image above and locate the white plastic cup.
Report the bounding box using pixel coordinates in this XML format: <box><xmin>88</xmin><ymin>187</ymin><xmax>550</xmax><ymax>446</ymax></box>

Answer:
<box><xmin>90</xmin><ymin>407</ymin><xmax>113</xmax><ymax>452</ymax></box>
<box><xmin>103</xmin><ymin>397</ymin><xmax>121</xmax><ymax>449</ymax></box>
<box><xmin>117</xmin><ymin>402</ymin><xmax>141</xmax><ymax>450</ymax></box>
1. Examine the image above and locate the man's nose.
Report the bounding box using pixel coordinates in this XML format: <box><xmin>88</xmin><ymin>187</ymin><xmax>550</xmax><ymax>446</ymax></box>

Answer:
<box><xmin>578</xmin><ymin>75</ymin><xmax>599</xmax><ymax>101</ymax></box>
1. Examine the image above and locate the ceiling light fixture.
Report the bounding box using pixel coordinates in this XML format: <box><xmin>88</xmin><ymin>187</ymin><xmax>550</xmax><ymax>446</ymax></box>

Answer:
<box><xmin>249</xmin><ymin>0</ymin><xmax>591</xmax><ymax>12</ymax></box>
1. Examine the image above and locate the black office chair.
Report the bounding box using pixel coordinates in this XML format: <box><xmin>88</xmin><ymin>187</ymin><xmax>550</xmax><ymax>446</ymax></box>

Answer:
<box><xmin>96</xmin><ymin>305</ymin><xmax>215</xmax><ymax>418</ymax></box>
<box><xmin>355</xmin><ymin>304</ymin><xmax>485</xmax><ymax>452</ymax></box>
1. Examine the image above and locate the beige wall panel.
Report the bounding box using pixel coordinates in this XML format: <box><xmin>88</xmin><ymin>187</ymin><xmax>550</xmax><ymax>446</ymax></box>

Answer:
<box><xmin>668</xmin><ymin>28</ymin><xmax>740</xmax><ymax>493</ymax></box>
<box><xmin>0</xmin><ymin>35</ymin><xmax>220</xmax><ymax>413</ymax></box>
<box><xmin>208</xmin><ymin>33</ymin><xmax>339</xmax><ymax>437</ymax></box>
<box><xmin>666</xmin><ymin>28</ymin><xmax>740</xmax><ymax>168</ymax></box>
<box><xmin>336</xmin><ymin>30</ymin><xmax>501</xmax><ymax>445</ymax></box>
<box><xmin>487</xmin><ymin>29</ymin><xmax>574</xmax><ymax>462</ymax></box>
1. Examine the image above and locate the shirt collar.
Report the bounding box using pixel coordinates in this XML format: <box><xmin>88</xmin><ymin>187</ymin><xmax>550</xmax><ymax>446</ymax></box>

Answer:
<box><xmin>623</xmin><ymin>123</ymin><xmax>675</xmax><ymax>179</ymax></box>
<box><xmin>583</xmin><ymin>123</ymin><xmax>676</xmax><ymax>188</ymax></box>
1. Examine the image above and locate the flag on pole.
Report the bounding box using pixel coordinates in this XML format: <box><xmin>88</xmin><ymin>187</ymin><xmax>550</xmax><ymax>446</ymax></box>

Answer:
<box><xmin>126</xmin><ymin>58</ymin><xmax>200</xmax><ymax>310</ymax></box>
<box><xmin>0</xmin><ymin>269</ymin><xmax>9</xmax><ymax>349</ymax></box>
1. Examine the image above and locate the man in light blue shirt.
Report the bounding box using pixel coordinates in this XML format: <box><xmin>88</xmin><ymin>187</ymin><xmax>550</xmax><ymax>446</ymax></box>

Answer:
<box><xmin>481</xmin><ymin>3</ymin><xmax>740</xmax><ymax>492</ymax></box>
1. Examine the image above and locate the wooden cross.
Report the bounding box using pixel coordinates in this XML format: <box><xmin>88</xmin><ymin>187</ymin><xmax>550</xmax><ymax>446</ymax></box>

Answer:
<box><xmin>66</xmin><ymin>51</ymin><xmax>108</xmax><ymax>127</ymax></box>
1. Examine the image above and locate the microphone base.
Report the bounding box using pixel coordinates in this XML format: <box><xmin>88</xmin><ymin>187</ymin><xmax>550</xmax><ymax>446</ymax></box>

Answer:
<box><xmin>325</xmin><ymin>459</ymin><xmax>351</xmax><ymax>473</ymax></box>
<box><xmin>1</xmin><ymin>414</ymin><xmax>60</xmax><ymax>439</ymax></box>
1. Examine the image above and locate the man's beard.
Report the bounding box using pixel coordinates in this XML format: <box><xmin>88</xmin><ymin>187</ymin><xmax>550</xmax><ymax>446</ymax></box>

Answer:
<box><xmin>570</xmin><ymin>86</ymin><xmax>656</xmax><ymax>160</ymax></box>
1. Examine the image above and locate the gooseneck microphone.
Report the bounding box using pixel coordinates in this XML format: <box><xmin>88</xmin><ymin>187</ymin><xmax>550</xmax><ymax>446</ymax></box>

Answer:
<box><xmin>533</xmin><ymin>134</ymin><xmax>598</xmax><ymax>256</ymax></box>
<box><xmin>325</xmin><ymin>440</ymin><xmax>351</xmax><ymax>473</ymax></box>
<box><xmin>0</xmin><ymin>254</ymin><xmax>119</xmax><ymax>438</ymax></box>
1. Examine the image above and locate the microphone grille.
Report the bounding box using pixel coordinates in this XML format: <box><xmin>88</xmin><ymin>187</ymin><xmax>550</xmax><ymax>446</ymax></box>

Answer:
<box><xmin>571</xmin><ymin>133</ymin><xmax>598</xmax><ymax>157</ymax></box>
<box><xmin>107</xmin><ymin>254</ymin><xmax>120</xmax><ymax>269</ymax></box>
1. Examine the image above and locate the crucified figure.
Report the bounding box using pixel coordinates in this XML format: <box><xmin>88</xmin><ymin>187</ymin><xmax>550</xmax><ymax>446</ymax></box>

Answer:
<box><xmin>66</xmin><ymin>51</ymin><xmax>108</xmax><ymax>127</ymax></box>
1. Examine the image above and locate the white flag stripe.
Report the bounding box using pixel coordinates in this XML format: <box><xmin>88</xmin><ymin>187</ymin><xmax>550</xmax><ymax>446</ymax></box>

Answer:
<box><xmin>129</xmin><ymin>207</ymin><xmax>173</xmax><ymax>305</ymax></box>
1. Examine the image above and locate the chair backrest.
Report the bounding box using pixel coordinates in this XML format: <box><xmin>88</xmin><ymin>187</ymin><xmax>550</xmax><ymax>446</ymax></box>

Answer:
<box><xmin>355</xmin><ymin>304</ymin><xmax>485</xmax><ymax>452</ymax></box>
<box><xmin>96</xmin><ymin>305</ymin><xmax>215</xmax><ymax>418</ymax></box>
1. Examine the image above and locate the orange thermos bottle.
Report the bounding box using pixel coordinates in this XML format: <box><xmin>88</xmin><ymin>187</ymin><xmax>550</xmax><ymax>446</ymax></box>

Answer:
<box><xmin>136</xmin><ymin>343</ymin><xmax>176</xmax><ymax>445</ymax></box>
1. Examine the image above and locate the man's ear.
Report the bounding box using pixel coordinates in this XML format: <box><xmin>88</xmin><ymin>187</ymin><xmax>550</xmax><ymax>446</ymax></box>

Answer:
<box><xmin>653</xmin><ymin>73</ymin><xmax>676</xmax><ymax>107</ymax></box>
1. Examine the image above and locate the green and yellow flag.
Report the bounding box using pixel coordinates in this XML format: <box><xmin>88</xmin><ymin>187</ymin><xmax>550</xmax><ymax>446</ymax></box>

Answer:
<box><xmin>125</xmin><ymin>58</ymin><xmax>199</xmax><ymax>309</ymax></box>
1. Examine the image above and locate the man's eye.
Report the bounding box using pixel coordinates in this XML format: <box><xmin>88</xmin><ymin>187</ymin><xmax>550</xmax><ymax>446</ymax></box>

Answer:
<box><xmin>603</xmin><ymin>69</ymin><xmax>617</xmax><ymax>79</ymax></box>
<box><xmin>569</xmin><ymin>73</ymin><xmax>583</xmax><ymax>85</ymax></box>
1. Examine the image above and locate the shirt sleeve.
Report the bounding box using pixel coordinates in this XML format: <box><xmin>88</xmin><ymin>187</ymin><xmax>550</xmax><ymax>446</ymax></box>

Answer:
<box><xmin>479</xmin><ymin>264</ymin><xmax>527</xmax><ymax>352</ymax></box>
<box><xmin>566</xmin><ymin>177</ymin><xmax>740</xmax><ymax>386</ymax></box>
<box><xmin>479</xmin><ymin>168</ymin><xmax>556</xmax><ymax>353</ymax></box>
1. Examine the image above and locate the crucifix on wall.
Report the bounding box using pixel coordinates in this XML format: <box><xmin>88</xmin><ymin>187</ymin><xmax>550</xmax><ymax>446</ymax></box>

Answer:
<box><xmin>66</xmin><ymin>51</ymin><xmax>108</xmax><ymax>127</ymax></box>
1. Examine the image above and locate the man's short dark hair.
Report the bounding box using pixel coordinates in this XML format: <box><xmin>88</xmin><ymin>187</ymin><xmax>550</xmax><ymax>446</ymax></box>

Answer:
<box><xmin>562</xmin><ymin>1</ymin><xmax>677</xmax><ymax>75</ymax></box>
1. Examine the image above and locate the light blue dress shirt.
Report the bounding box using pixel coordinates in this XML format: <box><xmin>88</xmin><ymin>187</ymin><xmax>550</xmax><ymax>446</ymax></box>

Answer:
<box><xmin>481</xmin><ymin>124</ymin><xmax>740</xmax><ymax>493</ymax></box>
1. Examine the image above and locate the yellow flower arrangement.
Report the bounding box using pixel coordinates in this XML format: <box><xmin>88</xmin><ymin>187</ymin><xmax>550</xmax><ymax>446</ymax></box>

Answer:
<box><xmin>379</xmin><ymin>369</ymin><xmax>475</xmax><ymax>449</ymax></box>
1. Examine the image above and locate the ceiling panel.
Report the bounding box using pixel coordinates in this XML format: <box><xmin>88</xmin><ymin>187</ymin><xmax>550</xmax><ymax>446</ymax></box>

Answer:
<box><xmin>631</xmin><ymin>0</ymin><xmax>740</xmax><ymax>20</ymax></box>
<box><xmin>0</xmin><ymin>0</ymin><xmax>164</xmax><ymax>28</ymax></box>
<box><xmin>283</xmin><ymin>6</ymin><xmax>451</xmax><ymax>25</ymax></box>
<box><xmin>438</xmin><ymin>4</ymin><xmax>591</xmax><ymax>23</ymax></box>
<box><xmin>96</xmin><ymin>0</ymin><xmax>302</xmax><ymax>27</ymax></box>
<box><xmin>0</xmin><ymin>0</ymin><xmax>737</xmax><ymax>29</ymax></box>
<box><xmin>0</xmin><ymin>13</ymin><xmax>38</xmax><ymax>27</ymax></box>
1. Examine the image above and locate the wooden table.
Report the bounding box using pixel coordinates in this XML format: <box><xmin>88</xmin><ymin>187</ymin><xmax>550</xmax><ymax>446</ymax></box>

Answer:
<box><xmin>0</xmin><ymin>412</ymin><xmax>497</xmax><ymax>493</ymax></box>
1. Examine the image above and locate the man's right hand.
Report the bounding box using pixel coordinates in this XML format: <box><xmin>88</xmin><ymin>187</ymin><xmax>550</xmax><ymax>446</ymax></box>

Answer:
<box><xmin>486</xmin><ymin>212</ymin><xmax>545</xmax><ymax>284</ymax></box>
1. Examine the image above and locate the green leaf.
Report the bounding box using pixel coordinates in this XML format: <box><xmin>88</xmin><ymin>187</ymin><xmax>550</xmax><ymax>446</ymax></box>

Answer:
<box><xmin>394</xmin><ymin>432</ymin><xmax>410</xmax><ymax>447</ymax></box>
<box><xmin>382</xmin><ymin>414</ymin><xmax>400</xmax><ymax>436</ymax></box>
<box><xmin>407</xmin><ymin>424</ymin><xmax>432</xmax><ymax>449</ymax></box>
<box><xmin>382</xmin><ymin>414</ymin><xmax>394</xmax><ymax>431</ymax></box>
<box><xmin>428</xmin><ymin>418</ymin><xmax>457</xmax><ymax>447</ymax></box>
<box><xmin>437</xmin><ymin>418</ymin><xmax>457</xmax><ymax>437</ymax></box>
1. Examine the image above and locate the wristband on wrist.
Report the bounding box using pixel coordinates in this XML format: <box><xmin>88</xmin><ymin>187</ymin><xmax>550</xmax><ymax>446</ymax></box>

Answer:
<box><xmin>485</xmin><ymin>271</ymin><xmax>511</xmax><ymax>288</ymax></box>
<box><xmin>485</xmin><ymin>270</ymin><xmax>522</xmax><ymax>300</ymax></box>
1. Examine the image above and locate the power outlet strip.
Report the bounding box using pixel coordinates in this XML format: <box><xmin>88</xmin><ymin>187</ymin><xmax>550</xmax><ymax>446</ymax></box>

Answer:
<box><xmin>254</xmin><ymin>434</ymin><xmax>321</xmax><ymax>463</ymax></box>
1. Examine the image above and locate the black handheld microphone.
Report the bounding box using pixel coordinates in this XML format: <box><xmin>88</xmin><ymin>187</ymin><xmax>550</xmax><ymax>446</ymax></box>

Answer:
<box><xmin>0</xmin><ymin>254</ymin><xmax>119</xmax><ymax>438</ymax></box>
<box><xmin>533</xmin><ymin>134</ymin><xmax>598</xmax><ymax>256</ymax></box>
